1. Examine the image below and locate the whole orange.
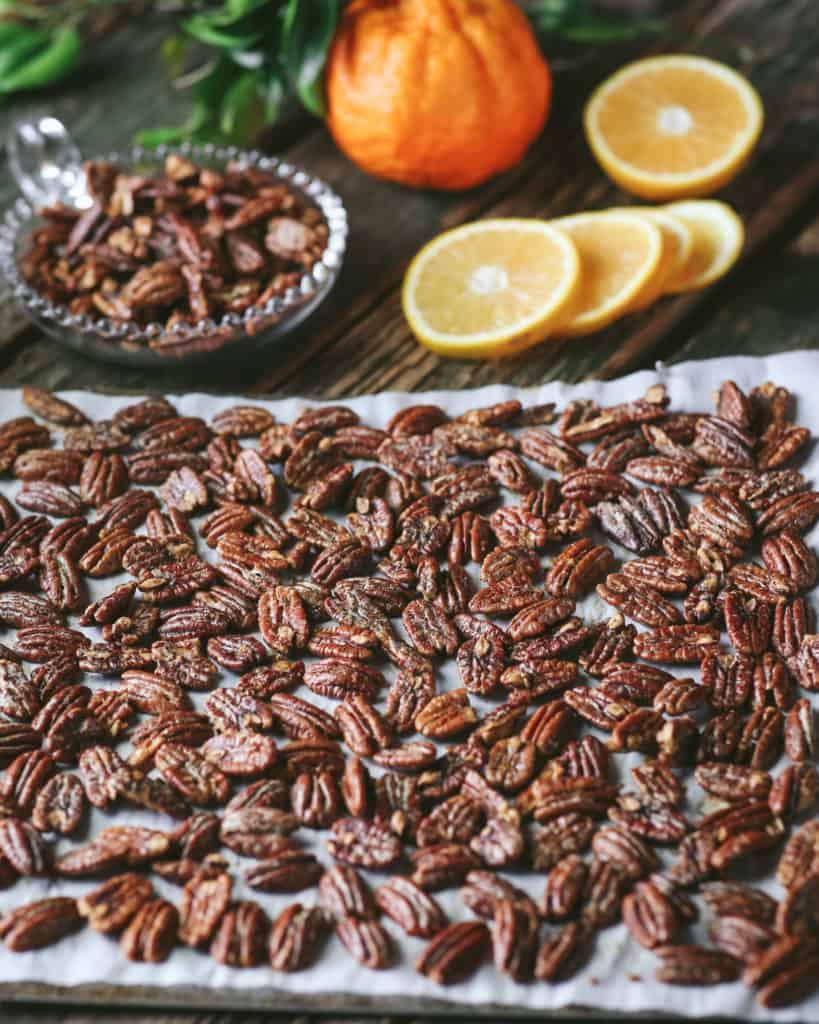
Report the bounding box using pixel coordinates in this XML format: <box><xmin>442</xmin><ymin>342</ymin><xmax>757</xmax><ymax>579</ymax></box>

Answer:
<box><xmin>325</xmin><ymin>0</ymin><xmax>552</xmax><ymax>190</ymax></box>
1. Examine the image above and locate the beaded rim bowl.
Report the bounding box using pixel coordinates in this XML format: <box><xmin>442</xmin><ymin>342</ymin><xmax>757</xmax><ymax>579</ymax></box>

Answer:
<box><xmin>0</xmin><ymin>141</ymin><xmax>348</xmax><ymax>369</ymax></box>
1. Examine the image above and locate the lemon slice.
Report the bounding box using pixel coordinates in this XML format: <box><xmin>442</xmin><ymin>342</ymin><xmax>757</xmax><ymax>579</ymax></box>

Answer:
<box><xmin>550</xmin><ymin>211</ymin><xmax>663</xmax><ymax>336</ymax></box>
<box><xmin>402</xmin><ymin>219</ymin><xmax>580</xmax><ymax>358</ymax></box>
<box><xmin>610</xmin><ymin>207</ymin><xmax>694</xmax><ymax>309</ymax></box>
<box><xmin>584</xmin><ymin>55</ymin><xmax>764</xmax><ymax>200</ymax></box>
<box><xmin>663</xmin><ymin>199</ymin><xmax>744</xmax><ymax>292</ymax></box>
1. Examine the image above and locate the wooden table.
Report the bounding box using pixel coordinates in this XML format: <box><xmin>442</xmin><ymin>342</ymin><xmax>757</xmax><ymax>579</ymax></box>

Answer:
<box><xmin>0</xmin><ymin>1</ymin><xmax>818</xmax><ymax>1022</ymax></box>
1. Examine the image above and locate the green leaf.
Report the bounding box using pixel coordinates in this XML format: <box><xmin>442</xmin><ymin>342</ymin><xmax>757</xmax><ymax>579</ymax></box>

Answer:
<box><xmin>194</xmin><ymin>54</ymin><xmax>240</xmax><ymax>107</ymax></box>
<box><xmin>524</xmin><ymin>0</ymin><xmax>663</xmax><ymax>40</ymax></box>
<box><xmin>560</xmin><ymin>14</ymin><xmax>665</xmax><ymax>42</ymax></box>
<box><xmin>0</xmin><ymin>25</ymin><xmax>49</xmax><ymax>80</ymax></box>
<box><xmin>219</xmin><ymin>67</ymin><xmax>263</xmax><ymax>143</ymax></box>
<box><xmin>223</xmin><ymin>0</ymin><xmax>269</xmax><ymax>23</ymax></box>
<box><xmin>525</xmin><ymin>0</ymin><xmax>587</xmax><ymax>31</ymax></box>
<box><xmin>0</xmin><ymin>24</ymin><xmax>81</xmax><ymax>93</ymax></box>
<box><xmin>280</xmin><ymin>0</ymin><xmax>339</xmax><ymax>116</ymax></box>
<box><xmin>0</xmin><ymin>21</ymin><xmax>41</xmax><ymax>47</ymax></box>
<box><xmin>182</xmin><ymin>13</ymin><xmax>262</xmax><ymax>51</ymax></box>
<box><xmin>263</xmin><ymin>63</ymin><xmax>286</xmax><ymax>122</ymax></box>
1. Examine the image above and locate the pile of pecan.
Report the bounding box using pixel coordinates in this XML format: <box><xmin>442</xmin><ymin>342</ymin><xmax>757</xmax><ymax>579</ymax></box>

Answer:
<box><xmin>17</xmin><ymin>156</ymin><xmax>328</xmax><ymax>355</ymax></box>
<box><xmin>0</xmin><ymin>379</ymin><xmax>818</xmax><ymax>1009</ymax></box>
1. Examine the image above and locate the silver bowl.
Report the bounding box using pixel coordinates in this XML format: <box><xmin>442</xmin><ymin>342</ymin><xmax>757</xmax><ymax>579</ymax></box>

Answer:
<box><xmin>0</xmin><ymin>125</ymin><xmax>347</xmax><ymax>369</ymax></box>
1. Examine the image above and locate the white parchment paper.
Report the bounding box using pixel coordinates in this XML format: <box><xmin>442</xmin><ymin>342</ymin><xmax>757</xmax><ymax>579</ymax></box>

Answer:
<box><xmin>1</xmin><ymin>350</ymin><xmax>818</xmax><ymax>1020</ymax></box>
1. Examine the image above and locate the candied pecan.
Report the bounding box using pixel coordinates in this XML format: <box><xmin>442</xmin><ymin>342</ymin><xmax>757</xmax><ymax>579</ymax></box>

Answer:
<box><xmin>219</xmin><ymin>806</ymin><xmax>298</xmax><ymax>858</ymax></box>
<box><xmin>78</xmin><ymin>872</ymin><xmax>154</xmax><ymax>934</ymax></box>
<box><xmin>760</xmin><ymin>530</ymin><xmax>816</xmax><ymax>592</ymax></box>
<box><xmin>204</xmin><ymin>686</ymin><xmax>274</xmax><ymax>733</ymax></box>
<box><xmin>783</xmin><ymin>697</ymin><xmax>815</xmax><ymax>761</ymax></box>
<box><xmin>31</xmin><ymin>772</ymin><xmax>86</xmax><ymax>835</ymax></box>
<box><xmin>304</xmin><ymin>659</ymin><xmax>384</xmax><ymax>701</ymax></box>
<box><xmin>580</xmin><ymin>856</ymin><xmax>628</xmax><ymax>928</ymax></box>
<box><xmin>0</xmin><ymin>896</ymin><xmax>83</xmax><ymax>951</ymax></box>
<box><xmin>13</xmin><ymin>448</ymin><xmax>84</xmax><ymax>484</ymax></box>
<box><xmin>17</xmin><ymin>480</ymin><xmax>84</xmax><ymax>518</ymax></box>
<box><xmin>609</xmin><ymin>792</ymin><xmax>688</xmax><ymax>844</ymax></box>
<box><xmin>327</xmin><ymin>817</ymin><xmax>401</xmax><ymax>869</ymax></box>
<box><xmin>201</xmin><ymin>729</ymin><xmax>277</xmax><ymax>778</ymax></box>
<box><xmin>0</xmin><ymin>818</ymin><xmax>51</xmax><ymax>875</ymax></box>
<box><xmin>623</xmin><ymin>878</ymin><xmax>680</xmax><ymax>949</ymax></box>
<box><xmin>521</xmin><ymin>776</ymin><xmax>618</xmax><ymax>824</ymax></box>
<box><xmin>562</xmin><ymin>466</ymin><xmax>634</xmax><ymax>506</ymax></box>
<box><xmin>120</xmin><ymin>899</ymin><xmax>178</xmax><ymax>963</ymax></box>
<box><xmin>587</xmin><ymin>429</ymin><xmax>649</xmax><ymax>471</ymax></box>
<box><xmin>334</xmin><ymin>915</ymin><xmax>393</xmax><ymax>970</ymax></box>
<box><xmin>0</xmin><ymin>750</ymin><xmax>55</xmax><ymax>814</ymax></box>
<box><xmin>701</xmin><ymin>881</ymin><xmax>776</xmax><ymax>923</ymax></box>
<box><xmin>592</xmin><ymin>824</ymin><xmax>659</xmax><ymax>880</ymax></box>
<box><xmin>723</xmin><ymin>591</ymin><xmax>772</xmax><ymax>656</ymax></box>
<box><xmin>655</xmin><ymin>944</ymin><xmax>742</xmax><ymax>985</ymax></box>
<box><xmin>562</xmin><ymin>685</ymin><xmax>635</xmax><ymax>731</ymax></box>
<box><xmin>695</xmin><ymin>762</ymin><xmax>772</xmax><ymax>801</ymax></box>
<box><xmin>0</xmin><ymin>546</ymin><xmax>38</xmax><ymax>586</ymax></box>
<box><xmin>319</xmin><ymin>863</ymin><xmax>377</xmax><ymax>921</ymax></box>
<box><xmin>597</xmin><ymin>573</ymin><xmax>681</xmax><ymax>627</ymax></box>
<box><xmin>626</xmin><ymin>455</ymin><xmax>700</xmax><ymax>488</ymax></box>
<box><xmin>759</xmin><ymin>491</ymin><xmax>819</xmax><ymax>536</ymax></box>
<box><xmin>107</xmin><ymin>765</ymin><xmax>190</xmax><ymax>821</ymax></box>
<box><xmin>415</xmin><ymin>689</ymin><xmax>476</xmax><ymax>738</ymax></box>
<box><xmin>745</xmin><ymin>935</ymin><xmax>819</xmax><ymax>1008</ymax></box>
<box><xmin>534</xmin><ymin>921</ymin><xmax>588</xmax><ymax>982</ymax></box>
<box><xmin>153</xmin><ymin>742</ymin><xmax>229</xmax><ymax>806</ymax></box>
<box><xmin>416</xmin><ymin>921</ymin><xmax>489</xmax><ymax>984</ymax></box>
<box><xmin>459</xmin><ymin>870</ymin><xmax>531</xmax><ymax>922</ymax></box>
<box><xmin>491</xmin><ymin>898</ymin><xmax>538</xmax><ymax>982</ymax></box>
<box><xmin>244</xmin><ymin>846</ymin><xmax>323</xmax><ymax>894</ymax></box>
<box><xmin>385</xmin><ymin>666</ymin><xmax>435</xmax><ymax>735</ymax></box>
<box><xmin>546</xmin><ymin>538</ymin><xmax>613</xmax><ymax>598</ymax></box>
<box><xmin>540</xmin><ymin>853</ymin><xmax>588</xmax><ymax>921</ymax></box>
<box><xmin>633</xmin><ymin>624</ymin><xmax>720</xmax><ymax>663</ymax></box>
<box><xmin>209</xmin><ymin>901</ymin><xmax>269</xmax><ymax>967</ymax></box>
<box><xmin>485</xmin><ymin>448</ymin><xmax>536</xmax><ymax>493</ymax></box>
<box><xmin>290</xmin><ymin>770</ymin><xmax>342</xmax><ymax>828</ymax></box>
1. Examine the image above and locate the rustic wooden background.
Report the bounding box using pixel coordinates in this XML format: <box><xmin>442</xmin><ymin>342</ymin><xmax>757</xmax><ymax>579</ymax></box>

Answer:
<box><xmin>0</xmin><ymin>0</ymin><xmax>818</xmax><ymax>402</ymax></box>
<box><xmin>0</xmin><ymin>0</ymin><xmax>818</xmax><ymax>1021</ymax></box>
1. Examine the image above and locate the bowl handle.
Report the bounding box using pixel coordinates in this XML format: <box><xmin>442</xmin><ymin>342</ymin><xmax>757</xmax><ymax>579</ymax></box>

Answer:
<box><xmin>8</xmin><ymin>115</ymin><xmax>91</xmax><ymax>209</ymax></box>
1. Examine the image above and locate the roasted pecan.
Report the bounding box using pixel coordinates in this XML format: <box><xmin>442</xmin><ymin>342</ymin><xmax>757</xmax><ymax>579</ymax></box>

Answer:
<box><xmin>210</xmin><ymin>901</ymin><xmax>269</xmax><ymax>967</ymax></box>
<box><xmin>268</xmin><ymin>903</ymin><xmax>327</xmax><ymax>971</ymax></box>
<box><xmin>0</xmin><ymin>896</ymin><xmax>83</xmax><ymax>951</ymax></box>
<box><xmin>416</xmin><ymin>921</ymin><xmax>489</xmax><ymax>984</ymax></box>
<box><xmin>120</xmin><ymin>899</ymin><xmax>178</xmax><ymax>963</ymax></box>
<box><xmin>31</xmin><ymin>772</ymin><xmax>86</xmax><ymax>834</ymax></box>
<box><xmin>327</xmin><ymin>817</ymin><xmax>401</xmax><ymax>869</ymax></box>
<box><xmin>655</xmin><ymin>944</ymin><xmax>742</xmax><ymax>985</ymax></box>
<box><xmin>78</xmin><ymin>873</ymin><xmax>154</xmax><ymax>934</ymax></box>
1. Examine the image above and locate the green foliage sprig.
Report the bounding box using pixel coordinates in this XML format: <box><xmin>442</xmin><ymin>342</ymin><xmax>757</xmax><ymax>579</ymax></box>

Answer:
<box><xmin>139</xmin><ymin>0</ymin><xmax>340</xmax><ymax>146</ymax></box>
<box><xmin>0</xmin><ymin>0</ymin><xmax>662</xmax><ymax>147</ymax></box>
<box><xmin>524</xmin><ymin>0</ymin><xmax>664</xmax><ymax>42</ymax></box>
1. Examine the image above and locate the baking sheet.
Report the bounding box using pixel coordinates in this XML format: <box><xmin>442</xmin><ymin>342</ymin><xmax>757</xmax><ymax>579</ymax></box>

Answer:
<box><xmin>1</xmin><ymin>350</ymin><xmax>818</xmax><ymax>1021</ymax></box>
